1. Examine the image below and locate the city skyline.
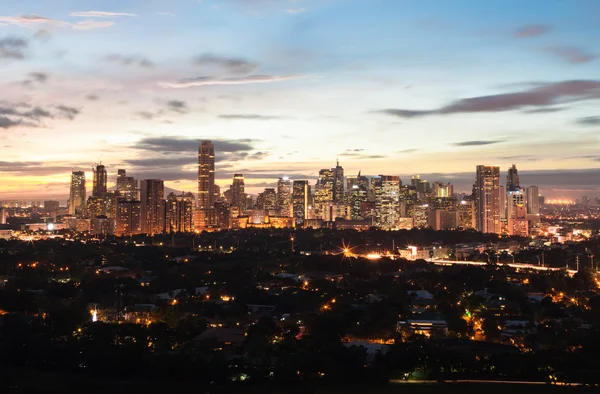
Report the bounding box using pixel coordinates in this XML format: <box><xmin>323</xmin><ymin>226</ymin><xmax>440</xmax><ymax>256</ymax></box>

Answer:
<box><xmin>1</xmin><ymin>0</ymin><xmax>600</xmax><ymax>200</ymax></box>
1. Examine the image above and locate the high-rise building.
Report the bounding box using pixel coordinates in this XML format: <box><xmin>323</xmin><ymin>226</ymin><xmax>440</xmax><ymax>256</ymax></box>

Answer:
<box><xmin>499</xmin><ymin>185</ymin><xmax>506</xmax><ymax>220</ymax></box>
<box><xmin>506</xmin><ymin>164</ymin><xmax>519</xmax><ymax>192</ymax></box>
<box><xmin>93</xmin><ymin>164</ymin><xmax>107</xmax><ymax>197</ymax></box>
<box><xmin>432</xmin><ymin>181</ymin><xmax>453</xmax><ymax>198</ymax></box>
<box><xmin>526</xmin><ymin>186</ymin><xmax>540</xmax><ymax>215</ymax></box>
<box><xmin>292</xmin><ymin>180</ymin><xmax>310</xmax><ymax>228</ymax></box>
<box><xmin>166</xmin><ymin>192</ymin><xmax>195</xmax><ymax>233</ymax></box>
<box><xmin>69</xmin><ymin>171</ymin><xmax>86</xmax><ymax>216</ymax></box>
<box><xmin>333</xmin><ymin>160</ymin><xmax>344</xmax><ymax>204</ymax></box>
<box><xmin>231</xmin><ymin>174</ymin><xmax>246</xmax><ymax>215</ymax></box>
<box><xmin>346</xmin><ymin>172</ymin><xmax>369</xmax><ymax>220</ymax></box>
<box><xmin>373</xmin><ymin>175</ymin><xmax>401</xmax><ymax>229</ymax></box>
<box><xmin>474</xmin><ymin>165</ymin><xmax>501</xmax><ymax>234</ymax></box>
<box><xmin>140</xmin><ymin>179</ymin><xmax>165</xmax><ymax>235</ymax></box>
<box><xmin>276</xmin><ymin>177</ymin><xmax>292</xmax><ymax>217</ymax></box>
<box><xmin>257</xmin><ymin>188</ymin><xmax>277</xmax><ymax>216</ymax></box>
<box><xmin>197</xmin><ymin>140</ymin><xmax>215</xmax><ymax>229</ymax></box>
<box><xmin>116</xmin><ymin>169</ymin><xmax>137</xmax><ymax>200</ymax></box>
<box><xmin>458</xmin><ymin>200</ymin><xmax>476</xmax><ymax>229</ymax></box>
<box><xmin>115</xmin><ymin>200</ymin><xmax>141</xmax><ymax>236</ymax></box>
<box><xmin>507</xmin><ymin>188</ymin><xmax>528</xmax><ymax>236</ymax></box>
<box><xmin>44</xmin><ymin>200</ymin><xmax>60</xmax><ymax>213</ymax></box>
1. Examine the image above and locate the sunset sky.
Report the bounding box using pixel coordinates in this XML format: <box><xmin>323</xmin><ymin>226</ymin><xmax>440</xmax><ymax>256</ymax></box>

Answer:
<box><xmin>1</xmin><ymin>0</ymin><xmax>600</xmax><ymax>201</ymax></box>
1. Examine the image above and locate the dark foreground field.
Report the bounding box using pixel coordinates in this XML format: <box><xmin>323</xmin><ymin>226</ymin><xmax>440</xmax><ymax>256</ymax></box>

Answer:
<box><xmin>1</xmin><ymin>367</ymin><xmax>591</xmax><ymax>394</ymax></box>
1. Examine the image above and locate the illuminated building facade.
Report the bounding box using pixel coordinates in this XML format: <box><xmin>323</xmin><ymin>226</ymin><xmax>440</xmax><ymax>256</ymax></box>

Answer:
<box><xmin>197</xmin><ymin>140</ymin><xmax>215</xmax><ymax>229</ymax></box>
<box><xmin>231</xmin><ymin>174</ymin><xmax>246</xmax><ymax>215</ymax></box>
<box><xmin>412</xmin><ymin>204</ymin><xmax>429</xmax><ymax>228</ymax></box>
<box><xmin>276</xmin><ymin>177</ymin><xmax>292</xmax><ymax>217</ymax></box>
<box><xmin>526</xmin><ymin>185</ymin><xmax>540</xmax><ymax>215</ymax></box>
<box><xmin>346</xmin><ymin>172</ymin><xmax>369</xmax><ymax>220</ymax></box>
<box><xmin>432</xmin><ymin>181</ymin><xmax>453</xmax><ymax>198</ymax></box>
<box><xmin>116</xmin><ymin>169</ymin><xmax>137</xmax><ymax>200</ymax></box>
<box><xmin>507</xmin><ymin>188</ymin><xmax>529</xmax><ymax>236</ymax></box>
<box><xmin>115</xmin><ymin>200</ymin><xmax>141</xmax><ymax>236</ymax></box>
<box><xmin>166</xmin><ymin>192</ymin><xmax>195</xmax><ymax>233</ymax></box>
<box><xmin>69</xmin><ymin>170</ymin><xmax>86</xmax><ymax>216</ymax></box>
<box><xmin>257</xmin><ymin>188</ymin><xmax>277</xmax><ymax>216</ymax></box>
<box><xmin>373</xmin><ymin>175</ymin><xmax>400</xmax><ymax>229</ymax></box>
<box><xmin>140</xmin><ymin>179</ymin><xmax>165</xmax><ymax>235</ymax></box>
<box><xmin>92</xmin><ymin>164</ymin><xmax>107</xmax><ymax>197</ymax></box>
<box><xmin>458</xmin><ymin>200</ymin><xmax>476</xmax><ymax>229</ymax></box>
<box><xmin>292</xmin><ymin>180</ymin><xmax>310</xmax><ymax>228</ymax></box>
<box><xmin>333</xmin><ymin>160</ymin><xmax>344</xmax><ymax>204</ymax></box>
<box><xmin>474</xmin><ymin>165</ymin><xmax>501</xmax><ymax>234</ymax></box>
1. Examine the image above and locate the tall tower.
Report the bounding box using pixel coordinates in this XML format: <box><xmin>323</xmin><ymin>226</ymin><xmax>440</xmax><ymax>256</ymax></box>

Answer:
<box><xmin>333</xmin><ymin>159</ymin><xmax>344</xmax><ymax>204</ymax></box>
<box><xmin>197</xmin><ymin>140</ymin><xmax>215</xmax><ymax>229</ymax></box>
<box><xmin>373</xmin><ymin>175</ymin><xmax>401</xmax><ymax>229</ymax></box>
<box><xmin>92</xmin><ymin>164</ymin><xmax>107</xmax><ymax>197</ymax></box>
<box><xmin>292</xmin><ymin>180</ymin><xmax>310</xmax><ymax>228</ymax></box>
<box><xmin>474</xmin><ymin>165</ymin><xmax>501</xmax><ymax>234</ymax></box>
<box><xmin>506</xmin><ymin>164</ymin><xmax>519</xmax><ymax>192</ymax></box>
<box><xmin>526</xmin><ymin>185</ymin><xmax>540</xmax><ymax>215</ymax></box>
<box><xmin>69</xmin><ymin>171</ymin><xmax>86</xmax><ymax>215</ymax></box>
<box><xmin>140</xmin><ymin>179</ymin><xmax>165</xmax><ymax>235</ymax></box>
<box><xmin>231</xmin><ymin>174</ymin><xmax>246</xmax><ymax>214</ymax></box>
<box><xmin>276</xmin><ymin>177</ymin><xmax>292</xmax><ymax>216</ymax></box>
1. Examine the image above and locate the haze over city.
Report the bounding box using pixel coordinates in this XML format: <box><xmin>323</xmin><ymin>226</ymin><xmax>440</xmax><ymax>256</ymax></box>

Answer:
<box><xmin>1</xmin><ymin>0</ymin><xmax>600</xmax><ymax>200</ymax></box>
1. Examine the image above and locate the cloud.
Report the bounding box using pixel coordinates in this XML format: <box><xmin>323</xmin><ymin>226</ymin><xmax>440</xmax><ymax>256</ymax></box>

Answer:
<box><xmin>22</xmin><ymin>71</ymin><xmax>49</xmax><ymax>86</ymax></box>
<box><xmin>105</xmin><ymin>53</ymin><xmax>154</xmax><ymax>68</ymax></box>
<box><xmin>85</xmin><ymin>94</ymin><xmax>99</xmax><ymax>101</ymax></box>
<box><xmin>159</xmin><ymin>74</ymin><xmax>305</xmax><ymax>88</ymax></box>
<box><xmin>0</xmin><ymin>14</ymin><xmax>116</xmax><ymax>30</ymax></box>
<box><xmin>72</xmin><ymin>19</ymin><xmax>115</xmax><ymax>30</ymax></box>
<box><xmin>0</xmin><ymin>116</ymin><xmax>34</xmax><ymax>129</ymax></box>
<box><xmin>133</xmin><ymin>137</ymin><xmax>259</xmax><ymax>154</ymax></box>
<box><xmin>136</xmin><ymin>111</ymin><xmax>155</xmax><ymax>120</ymax></box>
<box><xmin>55</xmin><ymin>105</ymin><xmax>80</xmax><ymax>120</ymax></box>
<box><xmin>193</xmin><ymin>54</ymin><xmax>257</xmax><ymax>74</ymax></box>
<box><xmin>339</xmin><ymin>149</ymin><xmax>386</xmax><ymax>160</ymax></box>
<box><xmin>156</xmin><ymin>12</ymin><xmax>175</xmax><ymax>17</ymax></box>
<box><xmin>0</xmin><ymin>36</ymin><xmax>28</xmax><ymax>59</ymax></box>
<box><xmin>33</xmin><ymin>29</ymin><xmax>52</xmax><ymax>39</ymax></box>
<box><xmin>0</xmin><ymin>14</ymin><xmax>65</xmax><ymax>27</ymax></box>
<box><xmin>452</xmin><ymin>140</ymin><xmax>504</xmax><ymax>147</ymax></box>
<box><xmin>523</xmin><ymin>107</ymin><xmax>565</xmax><ymax>113</ymax></box>
<box><xmin>576</xmin><ymin>116</ymin><xmax>600</xmax><ymax>126</ymax></box>
<box><xmin>286</xmin><ymin>8</ymin><xmax>306</xmax><ymax>14</ymax></box>
<box><xmin>70</xmin><ymin>11</ymin><xmax>137</xmax><ymax>18</ymax></box>
<box><xmin>545</xmin><ymin>46</ymin><xmax>596</xmax><ymax>64</ymax></box>
<box><xmin>514</xmin><ymin>25</ymin><xmax>551</xmax><ymax>38</ymax></box>
<box><xmin>397</xmin><ymin>148</ymin><xmax>419</xmax><ymax>153</ymax></box>
<box><xmin>0</xmin><ymin>101</ymin><xmax>80</xmax><ymax>128</ymax></box>
<box><xmin>166</xmin><ymin>100</ymin><xmax>187</xmax><ymax>113</ymax></box>
<box><xmin>218</xmin><ymin>114</ymin><xmax>288</xmax><ymax>120</ymax></box>
<box><xmin>376</xmin><ymin>80</ymin><xmax>600</xmax><ymax>118</ymax></box>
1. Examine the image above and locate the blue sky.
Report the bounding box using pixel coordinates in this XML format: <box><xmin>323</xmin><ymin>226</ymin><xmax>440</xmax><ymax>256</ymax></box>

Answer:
<box><xmin>1</xmin><ymin>0</ymin><xmax>599</xmax><ymax>199</ymax></box>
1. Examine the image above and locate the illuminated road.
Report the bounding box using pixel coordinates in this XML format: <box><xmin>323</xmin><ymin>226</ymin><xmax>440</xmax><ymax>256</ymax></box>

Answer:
<box><xmin>390</xmin><ymin>379</ymin><xmax>581</xmax><ymax>386</ymax></box>
<box><xmin>432</xmin><ymin>259</ymin><xmax>578</xmax><ymax>276</ymax></box>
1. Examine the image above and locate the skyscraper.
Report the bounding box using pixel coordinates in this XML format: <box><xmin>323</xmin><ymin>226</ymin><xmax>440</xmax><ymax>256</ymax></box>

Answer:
<box><xmin>115</xmin><ymin>200</ymin><xmax>141</xmax><ymax>236</ymax></box>
<box><xmin>258</xmin><ymin>188</ymin><xmax>277</xmax><ymax>216</ymax></box>
<box><xmin>140</xmin><ymin>179</ymin><xmax>165</xmax><ymax>235</ymax></box>
<box><xmin>69</xmin><ymin>171</ymin><xmax>86</xmax><ymax>215</ymax></box>
<box><xmin>197</xmin><ymin>140</ymin><xmax>215</xmax><ymax>229</ymax></box>
<box><xmin>507</xmin><ymin>188</ymin><xmax>528</xmax><ymax>236</ymax></box>
<box><xmin>373</xmin><ymin>175</ymin><xmax>401</xmax><ymax>229</ymax></box>
<box><xmin>292</xmin><ymin>180</ymin><xmax>310</xmax><ymax>228</ymax></box>
<box><xmin>231</xmin><ymin>174</ymin><xmax>246</xmax><ymax>215</ymax></box>
<box><xmin>276</xmin><ymin>177</ymin><xmax>292</xmax><ymax>217</ymax></box>
<box><xmin>92</xmin><ymin>164</ymin><xmax>107</xmax><ymax>197</ymax></box>
<box><xmin>116</xmin><ymin>169</ymin><xmax>137</xmax><ymax>200</ymax></box>
<box><xmin>333</xmin><ymin>160</ymin><xmax>344</xmax><ymax>204</ymax></box>
<box><xmin>526</xmin><ymin>186</ymin><xmax>540</xmax><ymax>215</ymax></box>
<box><xmin>474</xmin><ymin>165</ymin><xmax>501</xmax><ymax>234</ymax></box>
<box><xmin>346</xmin><ymin>172</ymin><xmax>369</xmax><ymax>220</ymax></box>
<box><xmin>506</xmin><ymin>164</ymin><xmax>519</xmax><ymax>192</ymax></box>
<box><xmin>166</xmin><ymin>192</ymin><xmax>195</xmax><ymax>233</ymax></box>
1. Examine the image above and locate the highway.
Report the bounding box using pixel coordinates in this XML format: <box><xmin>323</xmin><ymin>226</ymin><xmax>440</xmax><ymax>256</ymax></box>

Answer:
<box><xmin>432</xmin><ymin>259</ymin><xmax>578</xmax><ymax>276</ymax></box>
